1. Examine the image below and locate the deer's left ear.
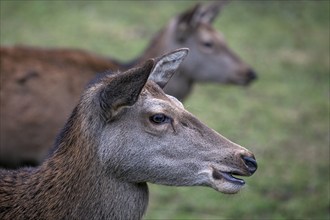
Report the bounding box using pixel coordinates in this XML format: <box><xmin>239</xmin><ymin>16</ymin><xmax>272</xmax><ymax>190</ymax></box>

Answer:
<box><xmin>196</xmin><ymin>1</ymin><xmax>229</xmax><ymax>24</ymax></box>
<box><xmin>176</xmin><ymin>1</ymin><xmax>228</xmax><ymax>41</ymax></box>
<box><xmin>99</xmin><ymin>59</ymin><xmax>154</xmax><ymax>121</ymax></box>
<box><xmin>148</xmin><ymin>48</ymin><xmax>189</xmax><ymax>89</ymax></box>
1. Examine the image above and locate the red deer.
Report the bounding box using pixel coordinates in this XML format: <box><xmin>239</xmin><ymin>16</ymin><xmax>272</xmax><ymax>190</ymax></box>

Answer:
<box><xmin>0</xmin><ymin>49</ymin><xmax>257</xmax><ymax>219</ymax></box>
<box><xmin>0</xmin><ymin>2</ymin><xmax>257</xmax><ymax>168</ymax></box>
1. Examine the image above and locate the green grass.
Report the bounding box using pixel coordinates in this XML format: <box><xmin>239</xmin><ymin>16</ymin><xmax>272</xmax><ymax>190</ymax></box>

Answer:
<box><xmin>1</xmin><ymin>1</ymin><xmax>329</xmax><ymax>219</ymax></box>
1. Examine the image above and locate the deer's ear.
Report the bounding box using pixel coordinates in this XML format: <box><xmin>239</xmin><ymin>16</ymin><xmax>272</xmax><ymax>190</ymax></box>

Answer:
<box><xmin>196</xmin><ymin>1</ymin><xmax>229</xmax><ymax>24</ymax></box>
<box><xmin>99</xmin><ymin>59</ymin><xmax>154</xmax><ymax>121</ymax></box>
<box><xmin>176</xmin><ymin>3</ymin><xmax>201</xmax><ymax>41</ymax></box>
<box><xmin>176</xmin><ymin>1</ymin><xmax>228</xmax><ymax>41</ymax></box>
<box><xmin>148</xmin><ymin>48</ymin><xmax>189</xmax><ymax>89</ymax></box>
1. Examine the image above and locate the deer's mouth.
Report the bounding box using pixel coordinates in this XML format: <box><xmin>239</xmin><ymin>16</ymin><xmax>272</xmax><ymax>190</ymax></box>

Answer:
<box><xmin>212</xmin><ymin>169</ymin><xmax>246</xmax><ymax>185</ymax></box>
<box><xmin>212</xmin><ymin>168</ymin><xmax>246</xmax><ymax>186</ymax></box>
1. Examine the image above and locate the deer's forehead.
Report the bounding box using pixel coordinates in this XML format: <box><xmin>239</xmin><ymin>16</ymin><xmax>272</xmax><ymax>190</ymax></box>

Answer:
<box><xmin>140</xmin><ymin>81</ymin><xmax>184</xmax><ymax>111</ymax></box>
<box><xmin>142</xmin><ymin>82</ymin><xmax>166</xmax><ymax>98</ymax></box>
<box><xmin>197</xmin><ymin>24</ymin><xmax>225</xmax><ymax>43</ymax></box>
<box><xmin>142</xmin><ymin>97</ymin><xmax>184</xmax><ymax>112</ymax></box>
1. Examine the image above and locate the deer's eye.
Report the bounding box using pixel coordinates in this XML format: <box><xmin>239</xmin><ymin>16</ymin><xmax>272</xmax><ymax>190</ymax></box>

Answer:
<box><xmin>150</xmin><ymin>114</ymin><xmax>170</xmax><ymax>124</ymax></box>
<box><xmin>202</xmin><ymin>41</ymin><xmax>213</xmax><ymax>48</ymax></box>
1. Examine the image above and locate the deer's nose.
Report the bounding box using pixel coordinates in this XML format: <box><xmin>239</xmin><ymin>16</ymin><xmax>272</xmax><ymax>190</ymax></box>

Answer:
<box><xmin>247</xmin><ymin>69</ymin><xmax>257</xmax><ymax>82</ymax></box>
<box><xmin>242</xmin><ymin>156</ymin><xmax>258</xmax><ymax>175</ymax></box>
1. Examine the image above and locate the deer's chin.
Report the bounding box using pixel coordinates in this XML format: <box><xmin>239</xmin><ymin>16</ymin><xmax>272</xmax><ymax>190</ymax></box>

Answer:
<box><xmin>225</xmin><ymin>77</ymin><xmax>254</xmax><ymax>87</ymax></box>
<box><xmin>209</xmin><ymin>168</ymin><xmax>246</xmax><ymax>194</ymax></box>
<box><xmin>225</xmin><ymin>79</ymin><xmax>247</xmax><ymax>86</ymax></box>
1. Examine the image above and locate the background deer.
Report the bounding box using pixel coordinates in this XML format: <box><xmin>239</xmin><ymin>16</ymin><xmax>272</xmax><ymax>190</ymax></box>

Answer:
<box><xmin>0</xmin><ymin>49</ymin><xmax>257</xmax><ymax>220</ymax></box>
<box><xmin>0</xmin><ymin>2</ymin><xmax>257</xmax><ymax>168</ymax></box>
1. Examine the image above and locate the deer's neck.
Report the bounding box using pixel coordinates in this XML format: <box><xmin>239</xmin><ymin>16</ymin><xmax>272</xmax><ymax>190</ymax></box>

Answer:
<box><xmin>123</xmin><ymin>24</ymin><xmax>172</xmax><ymax>69</ymax></box>
<box><xmin>45</xmin><ymin>157</ymin><xmax>148</xmax><ymax>219</ymax></box>
<box><xmin>1</xmin><ymin>146</ymin><xmax>149</xmax><ymax>220</ymax></box>
<box><xmin>0</xmin><ymin>115</ymin><xmax>149</xmax><ymax>220</ymax></box>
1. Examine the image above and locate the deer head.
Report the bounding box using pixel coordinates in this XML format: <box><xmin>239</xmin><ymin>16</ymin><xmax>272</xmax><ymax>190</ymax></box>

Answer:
<box><xmin>79</xmin><ymin>48</ymin><xmax>257</xmax><ymax>194</ymax></box>
<box><xmin>165</xmin><ymin>1</ymin><xmax>257</xmax><ymax>86</ymax></box>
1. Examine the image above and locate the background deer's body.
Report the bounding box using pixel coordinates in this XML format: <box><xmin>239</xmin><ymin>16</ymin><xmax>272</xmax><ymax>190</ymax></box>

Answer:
<box><xmin>0</xmin><ymin>2</ymin><xmax>257</xmax><ymax>168</ymax></box>
<box><xmin>0</xmin><ymin>50</ymin><xmax>257</xmax><ymax>219</ymax></box>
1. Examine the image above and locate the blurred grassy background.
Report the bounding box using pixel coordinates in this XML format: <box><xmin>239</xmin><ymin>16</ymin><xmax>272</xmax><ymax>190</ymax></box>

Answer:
<box><xmin>1</xmin><ymin>1</ymin><xmax>329</xmax><ymax>219</ymax></box>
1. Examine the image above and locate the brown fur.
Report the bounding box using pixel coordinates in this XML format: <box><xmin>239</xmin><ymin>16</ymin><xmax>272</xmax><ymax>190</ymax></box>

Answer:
<box><xmin>0</xmin><ymin>50</ymin><xmax>257</xmax><ymax>219</ymax></box>
<box><xmin>0</xmin><ymin>57</ymin><xmax>156</xmax><ymax>220</ymax></box>
<box><xmin>0</xmin><ymin>46</ymin><xmax>120</xmax><ymax>168</ymax></box>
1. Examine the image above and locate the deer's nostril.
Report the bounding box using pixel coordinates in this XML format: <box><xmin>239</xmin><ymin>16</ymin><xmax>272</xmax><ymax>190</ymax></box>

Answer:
<box><xmin>242</xmin><ymin>156</ymin><xmax>258</xmax><ymax>175</ymax></box>
<box><xmin>247</xmin><ymin>69</ymin><xmax>257</xmax><ymax>81</ymax></box>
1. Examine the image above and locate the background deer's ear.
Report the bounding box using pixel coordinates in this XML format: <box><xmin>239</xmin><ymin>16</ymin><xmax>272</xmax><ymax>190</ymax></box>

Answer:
<box><xmin>176</xmin><ymin>1</ymin><xmax>228</xmax><ymax>41</ymax></box>
<box><xmin>148</xmin><ymin>48</ymin><xmax>189</xmax><ymax>89</ymax></box>
<box><xmin>176</xmin><ymin>3</ymin><xmax>201</xmax><ymax>41</ymax></box>
<box><xmin>99</xmin><ymin>59</ymin><xmax>154</xmax><ymax>121</ymax></box>
<box><xmin>196</xmin><ymin>1</ymin><xmax>229</xmax><ymax>24</ymax></box>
